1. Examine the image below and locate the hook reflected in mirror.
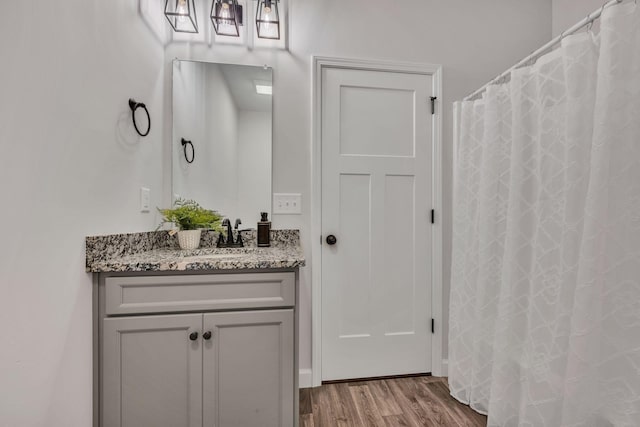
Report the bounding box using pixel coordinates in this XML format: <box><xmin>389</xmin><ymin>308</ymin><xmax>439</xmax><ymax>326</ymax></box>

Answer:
<box><xmin>181</xmin><ymin>138</ymin><xmax>195</xmax><ymax>163</ymax></box>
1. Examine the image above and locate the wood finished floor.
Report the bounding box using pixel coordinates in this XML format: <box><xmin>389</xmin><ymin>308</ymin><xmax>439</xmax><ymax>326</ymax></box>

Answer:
<box><xmin>299</xmin><ymin>376</ymin><xmax>486</xmax><ymax>427</ymax></box>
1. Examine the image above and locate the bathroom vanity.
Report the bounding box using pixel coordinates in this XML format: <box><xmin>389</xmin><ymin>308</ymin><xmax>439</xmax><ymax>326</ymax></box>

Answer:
<box><xmin>87</xmin><ymin>230</ymin><xmax>305</xmax><ymax>427</ymax></box>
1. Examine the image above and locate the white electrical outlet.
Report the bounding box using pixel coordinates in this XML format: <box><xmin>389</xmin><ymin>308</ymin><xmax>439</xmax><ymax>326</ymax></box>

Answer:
<box><xmin>140</xmin><ymin>187</ymin><xmax>150</xmax><ymax>212</ymax></box>
<box><xmin>273</xmin><ymin>193</ymin><xmax>302</xmax><ymax>214</ymax></box>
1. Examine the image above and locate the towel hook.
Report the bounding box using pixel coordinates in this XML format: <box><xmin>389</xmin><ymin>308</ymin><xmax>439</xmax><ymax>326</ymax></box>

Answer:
<box><xmin>128</xmin><ymin>99</ymin><xmax>151</xmax><ymax>137</ymax></box>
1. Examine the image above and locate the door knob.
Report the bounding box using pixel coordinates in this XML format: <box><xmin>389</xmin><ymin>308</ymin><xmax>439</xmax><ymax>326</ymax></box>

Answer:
<box><xmin>203</xmin><ymin>331</ymin><xmax>212</xmax><ymax>340</ymax></box>
<box><xmin>326</xmin><ymin>235</ymin><xmax>337</xmax><ymax>245</ymax></box>
<box><xmin>189</xmin><ymin>332</ymin><xmax>198</xmax><ymax>341</ymax></box>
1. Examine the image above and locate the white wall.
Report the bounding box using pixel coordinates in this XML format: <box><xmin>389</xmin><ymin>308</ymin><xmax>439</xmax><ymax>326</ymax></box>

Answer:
<box><xmin>166</xmin><ymin>0</ymin><xmax>552</xmax><ymax>377</ymax></box>
<box><xmin>552</xmin><ymin>0</ymin><xmax>604</xmax><ymax>36</ymax></box>
<box><xmin>237</xmin><ymin>111</ymin><xmax>272</xmax><ymax>225</ymax></box>
<box><xmin>0</xmin><ymin>1</ymin><xmax>165</xmax><ymax>426</ymax></box>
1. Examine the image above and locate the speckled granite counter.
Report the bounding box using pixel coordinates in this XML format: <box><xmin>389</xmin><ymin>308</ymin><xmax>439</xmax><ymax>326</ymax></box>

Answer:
<box><xmin>86</xmin><ymin>229</ymin><xmax>305</xmax><ymax>273</ymax></box>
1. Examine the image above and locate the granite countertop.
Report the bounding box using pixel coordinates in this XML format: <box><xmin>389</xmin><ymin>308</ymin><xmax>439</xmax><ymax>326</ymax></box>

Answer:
<box><xmin>86</xmin><ymin>230</ymin><xmax>305</xmax><ymax>273</ymax></box>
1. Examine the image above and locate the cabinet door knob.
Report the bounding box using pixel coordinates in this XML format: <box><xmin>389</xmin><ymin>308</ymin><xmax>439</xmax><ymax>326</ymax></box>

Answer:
<box><xmin>189</xmin><ymin>332</ymin><xmax>198</xmax><ymax>341</ymax></box>
<box><xmin>203</xmin><ymin>331</ymin><xmax>212</xmax><ymax>340</ymax></box>
<box><xmin>326</xmin><ymin>235</ymin><xmax>337</xmax><ymax>245</ymax></box>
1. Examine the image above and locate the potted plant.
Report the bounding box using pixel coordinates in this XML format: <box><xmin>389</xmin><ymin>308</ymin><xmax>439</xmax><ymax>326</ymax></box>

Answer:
<box><xmin>157</xmin><ymin>198</ymin><xmax>223</xmax><ymax>250</ymax></box>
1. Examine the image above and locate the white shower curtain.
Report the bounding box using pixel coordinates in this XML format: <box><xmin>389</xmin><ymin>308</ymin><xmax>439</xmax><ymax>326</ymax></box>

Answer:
<box><xmin>449</xmin><ymin>3</ymin><xmax>640</xmax><ymax>426</ymax></box>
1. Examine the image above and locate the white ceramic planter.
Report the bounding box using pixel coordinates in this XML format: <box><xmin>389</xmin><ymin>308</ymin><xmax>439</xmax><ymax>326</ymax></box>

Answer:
<box><xmin>177</xmin><ymin>229</ymin><xmax>202</xmax><ymax>250</ymax></box>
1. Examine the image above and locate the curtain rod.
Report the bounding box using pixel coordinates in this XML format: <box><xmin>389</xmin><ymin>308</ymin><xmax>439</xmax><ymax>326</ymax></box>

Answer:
<box><xmin>463</xmin><ymin>0</ymin><xmax>624</xmax><ymax>101</ymax></box>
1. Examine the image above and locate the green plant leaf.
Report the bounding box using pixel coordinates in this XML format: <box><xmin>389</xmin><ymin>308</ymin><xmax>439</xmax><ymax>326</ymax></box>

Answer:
<box><xmin>156</xmin><ymin>198</ymin><xmax>223</xmax><ymax>232</ymax></box>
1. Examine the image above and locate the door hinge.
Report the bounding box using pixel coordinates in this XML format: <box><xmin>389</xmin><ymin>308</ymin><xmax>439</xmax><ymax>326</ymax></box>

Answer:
<box><xmin>431</xmin><ymin>318</ymin><xmax>435</xmax><ymax>334</ymax></box>
<box><xmin>431</xmin><ymin>209</ymin><xmax>435</xmax><ymax>224</ymax></box>
<box><xmin>430</xmin><ymin>96</ymin><xmax>437</xmax><ymax>115</ymax></box>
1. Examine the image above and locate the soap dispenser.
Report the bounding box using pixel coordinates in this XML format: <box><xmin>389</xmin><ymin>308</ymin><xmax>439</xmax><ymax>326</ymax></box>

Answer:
<box><xmin>257</xmin><ymin>212</ymin><xmax>271</xmax><ymax>247</ymax></box>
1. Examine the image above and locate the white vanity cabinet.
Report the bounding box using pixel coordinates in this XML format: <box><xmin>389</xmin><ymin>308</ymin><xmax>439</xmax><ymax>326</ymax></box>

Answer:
<box><xmin>94</xmin><ymin>270</ymin><xmax>298</xmax><ymax>427</ymax></box>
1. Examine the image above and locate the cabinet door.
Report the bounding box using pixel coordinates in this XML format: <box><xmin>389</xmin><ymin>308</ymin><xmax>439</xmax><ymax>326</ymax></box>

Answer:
<box><xmin>202</xmin><ymin>310</ymin><xmax>294</xmax><ymax>427</ymax></box>
<box><xmin>102</xmin><ymin>314</ymin><xmax>202</xmax><ymax>427</ymax></box>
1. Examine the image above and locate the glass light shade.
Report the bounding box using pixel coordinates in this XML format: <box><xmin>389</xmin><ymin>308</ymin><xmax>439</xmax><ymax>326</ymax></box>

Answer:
<box><xmin>164</xmin><ymin>0</ymin><xmax>199</xmax><ymax>33</ymax></box>
<box><xmin>211</xmin><ymin>0</ymin><xmax>242</xmax><ymax>37</ymax></box>
<box><xmin>255</xmin><ymin>0</ymin><xmax>280</xmax><ymax>40</ymax></box>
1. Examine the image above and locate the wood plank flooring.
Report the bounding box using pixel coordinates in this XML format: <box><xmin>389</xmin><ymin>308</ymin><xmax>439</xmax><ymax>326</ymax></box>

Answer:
<box><xmin>299</xmin><ymin>376</ymin><xmax>486</xmax><ymax>427</ymax></box>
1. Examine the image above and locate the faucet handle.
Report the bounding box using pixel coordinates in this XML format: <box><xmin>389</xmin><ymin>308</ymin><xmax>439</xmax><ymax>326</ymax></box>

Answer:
<box><xmin>234</xmin><ymin>218</ymin><xmax>242</xmax><ymax>229</ymax></box>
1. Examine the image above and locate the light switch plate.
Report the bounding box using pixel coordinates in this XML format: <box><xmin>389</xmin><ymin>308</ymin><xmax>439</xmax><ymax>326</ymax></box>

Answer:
<box><xmin>273</xmin><ymin>193</ymin><xmax>302</xmax><ymax>214</ymax></box>
<box><xmin>140</xmin><ymin>187</ymin><xmax>150</xmax><ymax>213</ymax></box>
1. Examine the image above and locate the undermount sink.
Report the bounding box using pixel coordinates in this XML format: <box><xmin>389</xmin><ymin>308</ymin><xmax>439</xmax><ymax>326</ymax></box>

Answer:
<box><xmin>182</xmin><ymin>253</ymin><xmax>245</xmax><ymax>260</ymax></box>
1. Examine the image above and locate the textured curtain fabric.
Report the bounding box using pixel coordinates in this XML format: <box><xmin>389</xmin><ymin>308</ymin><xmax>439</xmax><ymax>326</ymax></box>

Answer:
<box><xmin>449</xmin><ymin>3</ymin><xmax>640</xmax><ymax>426</ymax></box>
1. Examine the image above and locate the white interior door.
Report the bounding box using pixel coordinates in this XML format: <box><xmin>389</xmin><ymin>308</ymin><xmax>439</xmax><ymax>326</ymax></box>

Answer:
<box><xmin>321</xmin><ymin>66</ymin><xmax>433</xmax><ymax>381</ymax></box>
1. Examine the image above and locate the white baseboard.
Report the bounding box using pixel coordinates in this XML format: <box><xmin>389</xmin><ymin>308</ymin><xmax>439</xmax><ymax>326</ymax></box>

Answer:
<box><xmin>299</xmin><ymin>363</ymin><xmax>447</xmax><ymax>387</ymax></box>
<box><xmin>441</xmin><ymin>359</ymin><xmax>448</xmax><ymax>377</ymax></box>
<box><xmin>299</xmin><ymin>369</ymin><xmax>313</xmax><ymax>389</ymax></box>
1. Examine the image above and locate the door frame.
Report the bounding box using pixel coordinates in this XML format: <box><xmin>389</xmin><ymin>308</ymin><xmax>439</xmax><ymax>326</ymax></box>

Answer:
<box><xmin>310</xmin><ymin>56</ymin><xmax>444</xmax><ymax>386</ymax></box>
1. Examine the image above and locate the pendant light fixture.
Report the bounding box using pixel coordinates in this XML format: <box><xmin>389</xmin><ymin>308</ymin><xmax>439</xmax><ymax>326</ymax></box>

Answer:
<box><xmin>164</xmin><ymin>0</ymin><xmax>199</xmax><ymax>33</ymax></box>
<box><xmin>211</xmin><ymin>0</ymin><xmax>243</xmax><ymax>37</ymax></box>
<box><xmin>255</xmin><ymin>0</ymin><xmax>280</xmax><ymax>40</ymax></box>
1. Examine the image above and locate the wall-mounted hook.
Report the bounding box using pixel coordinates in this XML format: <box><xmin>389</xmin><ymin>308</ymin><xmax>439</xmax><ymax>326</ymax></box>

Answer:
<box><xmin>128</xmin><ymin>98</ymin><xmax>151</xmax><ymax>137</ymax></box>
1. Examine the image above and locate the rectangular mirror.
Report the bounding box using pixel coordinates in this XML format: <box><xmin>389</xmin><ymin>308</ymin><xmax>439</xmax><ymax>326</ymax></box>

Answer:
<box><xmin>172</xmin><ymin>60</ymin><xmax>272</xmax><ymax>226</ymax></box>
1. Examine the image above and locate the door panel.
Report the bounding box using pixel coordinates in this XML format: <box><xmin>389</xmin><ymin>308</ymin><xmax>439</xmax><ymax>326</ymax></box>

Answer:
<box><xmin>202</xmin><ymin>310</ymin><xmax>294</xmax><ymax>427</ymax></box>
<box><xmin>339</xmin><ymin>85</ymin><xmax>415</xmax><ymax>156</ymax></box>
<box><xmin>321</xmin><ymin>67</ymin><xmax>433</xmax><ymax>381</ymax></box>
<box><xmin>338</xmin><ymin>173</ymin><xmax>372</xmax><ymax>338</ymax></box>
<box><xmin>384</xmin><ymin>174</ymin><xmax>416</xmax><ymax>335</ymax></box>
<box><xmin>102</xmin><ymin>314</ymin><xmax>202</xmax><ymax>427</ymax></box>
